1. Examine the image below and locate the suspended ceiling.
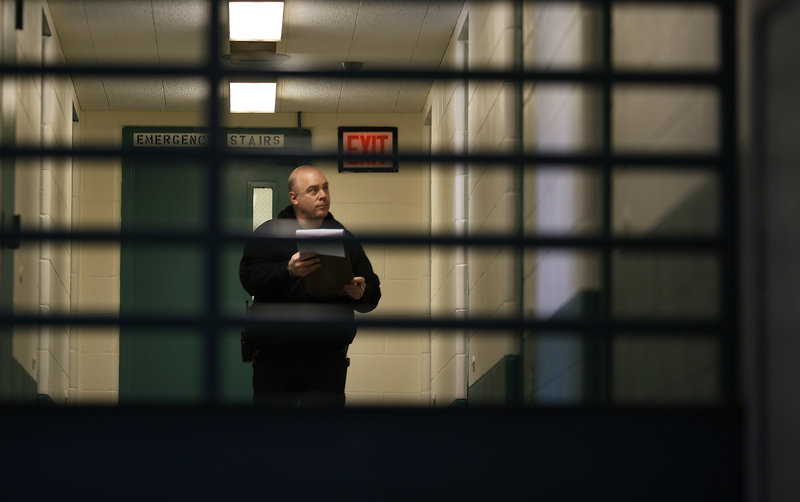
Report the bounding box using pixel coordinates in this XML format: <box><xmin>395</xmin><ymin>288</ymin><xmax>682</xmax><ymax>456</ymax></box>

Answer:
<box><xmin>47</xmin><ymin>0</ymin><xmax>464</xmax><ymax>114</ymax></box>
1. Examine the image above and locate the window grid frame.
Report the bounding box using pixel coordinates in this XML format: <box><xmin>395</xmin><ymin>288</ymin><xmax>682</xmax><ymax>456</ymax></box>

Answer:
<box><xmin>0</xmin><ymin>0</ymin><xmax>738</xmax><ymax>406</ymax></box>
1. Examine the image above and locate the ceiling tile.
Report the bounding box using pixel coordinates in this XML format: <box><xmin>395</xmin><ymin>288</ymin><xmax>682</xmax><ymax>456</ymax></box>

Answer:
<box><xmin>349</xmin><ymin>1</ymin><xmax>428</xmax><ymax>64</ymax></box>
<box><xmin>46</xmin><ymin>0</ymin><xmax>464</xmax><ymax>113</ymax></box>
<box><xmin>71</xmin><ymin>77</ymin><xmax>109</xmax><ymax>111</ymax></box>
<box><xmin>277</xmin><ymin>78</ymin><xmax>341</xmax><ymax>113</ymax></box>
<box><xmin>282</xmin><ymin>0</ymin><xmax>360</xmax><ymax>59</ymax></box>
<box><xmin>338</xmin><ymin>80</ymin><xmax>402</xmax><ymax>112</ymax></box>
<box><xmin>104</xmin><ymin>78</ymin><xmax>165</xmax><ymax>111</ymax></box>
<box><xmin>47</xmin><ymin>1</ymin><xmax>95</xmax><ymax>62</ymax></box>
<box><xmin>164</xmin><ymin>78</ymin><xmax>211</xmax><ymax>112</ymax></box>
<box><xmin>85</xmin><ymin>1</ymin><xmax>159</xmax><ymax>63</ymax></box>
<box><xmin>410</xmin><ymin>1</ymin><xmax>464</xmax><ymax>67</ymax></box>
<box><xmin>153</xmin><ymin>0</ymin><xmax>210</xmax><ymax>64</ymax></box>
<box><xmin>395</xmin><ymin>80</ymin><xmax>433</xmax><ymax>112</ymax></box>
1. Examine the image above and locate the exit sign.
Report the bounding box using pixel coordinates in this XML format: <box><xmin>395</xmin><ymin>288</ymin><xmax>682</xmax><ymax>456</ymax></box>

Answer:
<box><xmin>338</xmin><ymin>127</ymin><xmax>398</xmax><ymax>172</ymax></box>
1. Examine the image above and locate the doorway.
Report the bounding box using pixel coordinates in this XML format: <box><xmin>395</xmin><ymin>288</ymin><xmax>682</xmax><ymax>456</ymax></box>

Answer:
<box><xmin>119</xmin><ymin>126</ymin><xmax>310</xmax><ymax>403</ymax></box>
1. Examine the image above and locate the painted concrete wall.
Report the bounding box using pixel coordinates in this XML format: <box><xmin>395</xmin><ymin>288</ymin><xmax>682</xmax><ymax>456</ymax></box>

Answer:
<box><xmin>427</xmin><ymin>8</ymin><xmax>468</xmax><ymax>407</ymax></box>
<box><xmin>11</xmin><ymin>0</ymin><xmax>77</xmax><ymax>404</ymax></box>
<box><xmin>466</xmin><ymin>2</ymin><xmax>520</xmax><ymax>393</ymax></box>
<box><xmin>426</xmin><ymin>1</ymin><xmax>723</xmax><ymax>406</ymax></box>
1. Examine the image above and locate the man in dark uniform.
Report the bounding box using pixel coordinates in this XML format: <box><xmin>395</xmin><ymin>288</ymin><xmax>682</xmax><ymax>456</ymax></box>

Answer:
<box><xmin>239</xmin><ymin>165</ymin><xmax>381</xmax><ymax>407</ymax></box>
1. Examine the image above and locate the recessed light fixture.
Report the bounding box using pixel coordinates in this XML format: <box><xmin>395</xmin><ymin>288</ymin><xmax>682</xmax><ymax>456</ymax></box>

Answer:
<box><xmin>229</xmin><ymin>1</ymin><xmax>284</xmax><ymax>42</ymax></box>
<box><xmin>229</xmin><ymin>82</ymin><xmax>277</xmax><ymax>113</ymax></box>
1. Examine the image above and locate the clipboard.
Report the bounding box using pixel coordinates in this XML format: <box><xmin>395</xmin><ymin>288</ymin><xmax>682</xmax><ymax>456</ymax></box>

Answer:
<box><xmin>303</xmin><ymin>255</ymin><xmax>353</xmax><ymax>298</ymax></box>
<box><xmin>296</xmin><ymin>228</ymin><xmax>353</xmax><ymax>298</ymax></box>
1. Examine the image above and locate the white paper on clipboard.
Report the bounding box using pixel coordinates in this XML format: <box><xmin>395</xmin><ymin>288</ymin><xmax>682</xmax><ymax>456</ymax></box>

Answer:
<box><xmin>296</xmin><ymin>228</ymin><xmax>346</xmax><ymax>257</ymax></box>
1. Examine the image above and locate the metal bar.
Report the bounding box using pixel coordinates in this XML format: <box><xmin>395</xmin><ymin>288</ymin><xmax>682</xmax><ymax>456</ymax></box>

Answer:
<box><xmin>592</xmin><ymin>0</ymin><xmax>614</xmax><ymax>405</ymax></box>
<box><xmin>513</xmin><ymin>0</ymin><xmax>526</xmax><ymax>405</ymax></box>
<box><xmin>0</xmin><ymin>312</ymin><xmax>724</xmax><ymax>335</ymax></box>
<box><xmin>0</xmin><ymin>63</ymin><xmax>724</xmax><ymax>84</ymax></box>
<box><xmin>717</xmin><ymin>0</ymin><xmax>739</xmax><ymax>406</ymax></box>
<box><xmin>0</xmin><ymin>146</ymin><xmax>725</xmax><ymax>168</ymax></box>
<box><xmin>0</xmin><ymin>228</ymin><xmax>724</xmax><ymax>249</ymax></box>
<box><xmin>199</xmin><ymin>0</ymin><xmax>222</xmax><ymax>403</ymax></box>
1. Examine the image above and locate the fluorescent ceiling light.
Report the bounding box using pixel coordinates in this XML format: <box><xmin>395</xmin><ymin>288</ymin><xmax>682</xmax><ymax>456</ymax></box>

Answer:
<box><xmin>230</xmin><ymin>82</ymin><xmax>277</xmax><ymax>113</ymax></box>
<box><xmin>229</xmin><ymin>2</ymin><xmax>284</xmax><ymax>41</ymax></box>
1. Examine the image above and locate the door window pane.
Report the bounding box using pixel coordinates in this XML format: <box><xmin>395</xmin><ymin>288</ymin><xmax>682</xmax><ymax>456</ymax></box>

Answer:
<box><xmin>253</xmin><ymin>187</ymin><xmax>273</xmax><ymax>230</ymax></box>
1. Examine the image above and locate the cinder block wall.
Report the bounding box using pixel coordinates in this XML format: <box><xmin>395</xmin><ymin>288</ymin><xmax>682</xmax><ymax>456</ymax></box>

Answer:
<box><xmin>427</xmin><ymin>9</ymin><xmax>468</xmax><ymax>407</ymax></box>
<box><xmin>11</xmin><ymin>0</ymin><xmax>77</xmax><ymax>404</ymax></box>
<box><xmin>426</xmin><ymin>1</ymin><xmax>721</xmax><ymax>405</ymax></box>
<box><xmin>466</xmin><ymin>2</ymin><xmax>521</xmax><ymax>393</ymax></box>
<box><xmin>427</xmin><ymin>2</ymin><xmax>528</xmax><ymax>405</ymax></box>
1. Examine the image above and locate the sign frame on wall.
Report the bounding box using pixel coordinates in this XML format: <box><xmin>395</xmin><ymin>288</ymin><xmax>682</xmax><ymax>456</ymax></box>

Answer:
<box><xmin>130</xmin><ymin>131</ymin><xmax>286</xmax><ymax>149</ymax></box>
<box><xmin>338</xmin><ymin>126</ymin><xmax>398</xmax><ymax>173</ymax></box>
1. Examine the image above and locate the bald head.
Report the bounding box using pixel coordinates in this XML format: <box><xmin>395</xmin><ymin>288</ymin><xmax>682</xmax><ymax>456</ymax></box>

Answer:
<box><xmin>288</xmin><ymin>165</ymin><xmax>323</xmax><ymax>193</ymax></box>
<box><xmin>288</xmin><ymin>165</ymin><xmax>330</xmax><ymax>228</ymax></box>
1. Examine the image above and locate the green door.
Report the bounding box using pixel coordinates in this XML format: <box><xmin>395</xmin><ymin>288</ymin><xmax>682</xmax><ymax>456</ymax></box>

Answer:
<box><xmin>120</xmin><ymin>127</ymin><xmax>310</xmax><ymax>404</ymax></box>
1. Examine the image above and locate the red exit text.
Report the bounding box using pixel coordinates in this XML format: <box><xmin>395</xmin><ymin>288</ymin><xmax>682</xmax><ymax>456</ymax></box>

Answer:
<box><xmin>341</xmin><ymin>130</ymin><xmax>395</xmax><ymax>168</ymax></box>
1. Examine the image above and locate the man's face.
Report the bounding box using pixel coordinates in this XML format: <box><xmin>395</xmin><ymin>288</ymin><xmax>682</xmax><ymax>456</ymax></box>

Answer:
<box><xmin>290</xmin><ymin>169</ymin><xmax>330</xmax><ymax>223</ymax></box>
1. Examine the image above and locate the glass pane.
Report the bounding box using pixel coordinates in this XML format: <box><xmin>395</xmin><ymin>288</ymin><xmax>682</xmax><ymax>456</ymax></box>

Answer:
<box><xmin>612</xmin><ymin>251</ymin><xmax>719</xmax><ymax>320</ymax></box>
<box><xmin>613</xmin><ymin>335</ymin><xmax>720</xmax><ymax>405</ymax></box>
<box><xmin>523</xmin><ymin>84</ymin><xmax>603</xmax><ymax>154</ymax></box>
<box><xmin>253</xmin><ymin>187</ymin><xmax>273</xmax><ymax>230</ymax></box>
<box><xmin>613</xmin><ymin>4</ymin><xmax>719</xmax><ymax>70</ymax></box>
<box><xmin>613</xmin><ymin>85</ymin><xmax>719</xmax><ymax>153</ymax></box>
<box><xmin>613</xmin><ymin>169</ymin><xmax>719</xmax><ymax>237</ymax></box>
<box><xmin>523</xmin><ymin>2</ymin><xmax>599</xmax><ymax>70</ymax></box>
<box><xmin>522</xmin><ymin>250</ymin><xmax>602</xmax><ymax>406</ymax></box>
<box><xmin>524</xmin><ymin>332</ymin><xmax>589</xmax><ymax>405</ymax></box>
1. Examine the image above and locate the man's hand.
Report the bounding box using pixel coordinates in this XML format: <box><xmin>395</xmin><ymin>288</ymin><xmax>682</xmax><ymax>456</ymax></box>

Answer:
<box><xmin>344</xmin><ymin>277</ymin><xmax>366</xmax><ymax>300</ymax></box>
<box><xmin>288</xmin><ymin>252</ymin><xmax>321</xmax><ymax>278</ymax></box>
